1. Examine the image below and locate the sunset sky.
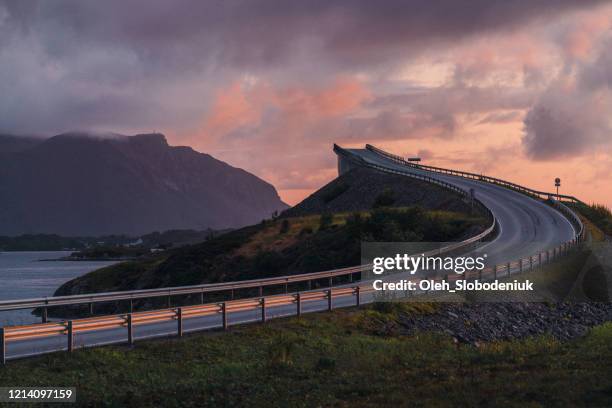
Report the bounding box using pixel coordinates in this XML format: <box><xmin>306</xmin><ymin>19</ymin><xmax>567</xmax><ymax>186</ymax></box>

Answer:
<box><xmin>1</xmin><ymin>1</ymin><xmax>612</xmax><ymax>206</ymax></box>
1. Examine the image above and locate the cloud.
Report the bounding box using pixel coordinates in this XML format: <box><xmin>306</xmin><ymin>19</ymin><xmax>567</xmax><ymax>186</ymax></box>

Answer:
<box><xmin>0</xmin><ymin>0</ymin><xmax>605</xmax><ymax>135</ymax></box>
<box><xmin>522</xmin><ymin>33</ymin><xmax>612</xmax><ymax>160</ymax></box>
<box><xmin>478</xmin><ymin>111</ymin><xmax>522</xmax><ymax>125</ymax></box>
<box><xmin>2</xmin><ymin>0</ymin><xmax>612</xmax><ymax>208</ymax></box>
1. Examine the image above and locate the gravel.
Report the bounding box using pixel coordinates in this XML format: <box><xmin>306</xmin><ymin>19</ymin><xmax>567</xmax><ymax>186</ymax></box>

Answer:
<box><xmin>398</xmin><ymin>302</ymin><xmax>612</xmax><ymax>344</ymax></box>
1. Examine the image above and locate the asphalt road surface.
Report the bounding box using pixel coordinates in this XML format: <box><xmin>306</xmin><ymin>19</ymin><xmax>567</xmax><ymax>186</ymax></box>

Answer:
<box><xmin>346</xmin><ymin>148</ymin><xmax>576</xmax><ymax>267</ymax></box>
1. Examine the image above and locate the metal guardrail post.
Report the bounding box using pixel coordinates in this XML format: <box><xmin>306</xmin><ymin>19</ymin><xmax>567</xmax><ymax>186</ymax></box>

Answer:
<box><xmin>538</xmin><ymin>253</ymin><xmax>542</xmax><ymax>268</ymax></box>
<box><xmin>328</xmin><ymin>289</ymin><xmax>333</xmax><ymax>311</ymax></box>
<box><xmin>42</xmin><ymin>306</ymin><xmax>48</xmax><ymax>323</ymax></box>
<box><xmin>261</xmin><ymin>298</ymin><xmax>266</xmax><ymax>323</ymax></box>
<box><xmin>1</xmin><ymin>327</ymin><xmax>5</xmax><ymax>365</ymax></box>
<box><xmin>177</xmin><ymin>308</ymin><xmax>183</xmax><ymax>337</ymax></box>
<box><xmin>67</xmin><ymin>321</ymin><xmax>74</xmax><ymax>353</ymax></box>
<box><xmin>296</xmin><ymin>293</ymin><xmax>301</xmax><ymax>317</ymax></box>
<box><xmin>356</xmin><ymin>286</ymin><xmax>360</xmax><ymax>307</ymax></box>
<box><xmin>328</xmin><ymin>277</ymin><xmax>333</xmax><ymax>288</ymax></box>
<box><xmin>200</xmin><ymin>292</ymin><xmax>204</xmax><ymax>305</ymax></box>
<box><xmin>127</xmin><ymin>314</ymin><xmax>134</xmax><ymax>345</ymax></box>
<box><xmin>222</xmin><ymin>303</ymin><xmax>228</xmax><ymax>330</ymax></box>
<box><xmin>89</xmin><ymin>302</ymin><xmax>94</xmax><ymax>315</ymax></box>
<box><xmin>129</xmin><ymin>299</ymin><xmax>134</xmax><ymax>313</ymax></box>
<box><xmin>258</xmin><ymin>286</ymin><xmax>263</xmax><ymax>297</ymax></box>
<box><xmin>167</xmin><ymin>295</ymin><xmax>171</xmax><ymax>308</ymax></box>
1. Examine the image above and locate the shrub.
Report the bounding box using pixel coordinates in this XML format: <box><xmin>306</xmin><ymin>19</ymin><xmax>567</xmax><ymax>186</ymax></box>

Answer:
<box><xmin>299</xmin><ymin>226</ymin><xmax>313</xmax><ymax>236</ymax></box>
<box><xmin>279</xmin><ymin>219</ymin><xmax>290</xmax><ymax>234</ymax></box>
<box><xmin>253</xmin><ymin>251</ymin><xmax>286</xmax><ymax>275</ymax></box>
<box><xmin>319</xmin><ymin>213</ymin><xmax>334</xmax><ymax>230</ymax></box>
<box><xmin>267</xmin><ymin>333</ymin><xmax>302</xmax><ymax>368</ymax></box>
<box><xmin>315</xmin><ymin>356</ymin><xmax>336</xmax><ymax>371</ymax></box>
<box><xmin>574</xmin><ymin>203</ymin><xmax>612</xmax><ymax>235</ymax></box>
<box><xmin>372</xmin><ymin>188</ymin><xmax>396</xmax><ymax>208</ymax></box>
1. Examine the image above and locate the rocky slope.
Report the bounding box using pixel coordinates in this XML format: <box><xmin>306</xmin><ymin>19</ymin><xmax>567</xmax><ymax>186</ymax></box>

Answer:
<box><xmin>282</xmin><ymin>166</ymin><xmax>473</xmax><ymax>217</ymax></box>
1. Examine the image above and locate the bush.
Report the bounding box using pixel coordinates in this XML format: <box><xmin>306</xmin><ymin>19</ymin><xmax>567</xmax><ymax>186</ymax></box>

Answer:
<box><xmin>319</xmin><ymin>213</ymin><xmax>334</xmax><ymax>230</ymax></box>
<box><xmin>279</xmin><ymin>219</ymin><xmax>290</xmax><ymax>234</ymax></box>
<box><xmin>372</xmin><ymin>188</ymin><xmax>396</xmax><ymax>208</ymax></box>
<box><xmin>253</xmin><ymin>251</ymin><xmax>286</xmax><ymax>275</ymax></box>
<box><xmin>299</xmin><ymin>226</ymin><xmax>313</xmax><ymax>236</ymax></box>
<box><xmin>574</xmin><ymin>203</ymin><xmax>612</xmax><ymax>235</ymax></box>
<box><xmin>315</xmin><ymin>356</ymin><xmax>336</xmax><ymax>370</ymax></box>
<box><xmin>267</xmin><ymin>333</ymin><xmax>302</xmax><ymax>368</ymax></box>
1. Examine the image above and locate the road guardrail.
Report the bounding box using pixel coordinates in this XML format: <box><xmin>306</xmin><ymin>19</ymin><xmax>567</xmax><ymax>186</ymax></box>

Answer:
<box><xmin>365</xmin><ymin>144</ymin><xmax>584</xmax><ymax>204</ymax></box>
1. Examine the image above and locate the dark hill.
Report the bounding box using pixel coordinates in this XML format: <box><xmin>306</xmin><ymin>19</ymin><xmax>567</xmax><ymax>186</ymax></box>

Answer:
<box><xmin>0</xmin><ymin>133</ymin><xmax>287</xmax><ymax>236</ymax></box>
<box><xmin>282</xmin><ymin>166</ymin><xmax>472</xmax><ymax>217</ymax></box>
<box><xmin>0</xmin><ymin>134</ymin><xmax>42</xmax><ymax>153</ymax></box>
<box><xmin>51</xmin><ymin>168</ymin><xmax>487</xmax><ymax>306</ymax></box>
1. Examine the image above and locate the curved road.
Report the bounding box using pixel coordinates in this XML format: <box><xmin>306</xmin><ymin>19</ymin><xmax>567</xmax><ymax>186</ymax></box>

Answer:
<box><xmin>345</xmin><ymin>147</ymin><xmax>576</xmax><ymax>266</ymax></box>
<box><xmin>3</xmin><ymin>145</ymin><xmax>578</xmax><ymax>361</ymax></box>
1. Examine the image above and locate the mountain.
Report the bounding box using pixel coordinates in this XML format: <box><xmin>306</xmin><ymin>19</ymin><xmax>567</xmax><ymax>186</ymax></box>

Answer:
<box><xmin>0</xmin><ymin>132</ymin><xmax>288</xmax><ymax>236</ymax></box>
<box><xmin>0</xmin><ymin>134</ymin><xmax>42</xmax><ymax>153</ymax></box>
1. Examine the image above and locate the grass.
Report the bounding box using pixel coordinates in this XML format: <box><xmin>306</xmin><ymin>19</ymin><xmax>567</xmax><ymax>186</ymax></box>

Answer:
<box><xmin>1</xmin><ymin>305</ymin><xmax>611</xmax><ymax>407</ymax></box>
<box><xmin>237</xmin><ymin>208</ymin><xmax>483</xmax><ymax>257</ymax></box>
<box><xmin>503</xmin><ymin>249</ymin><xmax>591</xmax><ymax>302</ymax></box>
<box><xmin>54</xmin><ymin>207</ymin><xmax>487</xmax><ymax>297</ymax></box>
<box><xmin>573</xmin><ymin>203</ymin><xmax>612</xmax><ymax>237</ymax></box>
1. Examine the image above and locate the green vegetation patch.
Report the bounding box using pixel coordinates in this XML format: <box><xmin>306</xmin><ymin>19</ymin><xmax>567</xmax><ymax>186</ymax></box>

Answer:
<box><xmin>574</xmin><ymin>203</ymin><xmax>612</xmax><ymax>236</ymax></box>
<box><xmin>55</xmin><ymin>207</ymin><xmax>487</xmax><ymax>295</ymax></box>
<box><xmin>2</xmin><ymin>305</ymin><xmax>611</xmax><ymax>407</ymax></box>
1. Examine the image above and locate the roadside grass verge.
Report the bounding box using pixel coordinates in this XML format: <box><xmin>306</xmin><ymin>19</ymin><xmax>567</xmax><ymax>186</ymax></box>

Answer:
<box><xmin>1</xmin><ymin>305</ymin><xmax>611</xmax><ymax>407</ymax></box>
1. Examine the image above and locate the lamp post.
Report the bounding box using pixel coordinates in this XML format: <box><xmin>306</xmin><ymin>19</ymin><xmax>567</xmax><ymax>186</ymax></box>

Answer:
<box><xmin>555</xmin><ymin>178</ymin><xmax>561</xmax><ymax>200</ymax></box>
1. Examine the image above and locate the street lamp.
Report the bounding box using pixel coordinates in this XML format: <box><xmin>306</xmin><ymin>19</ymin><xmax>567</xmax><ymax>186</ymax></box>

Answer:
<box><xmin>555</xmin><ymin>178</ymin><xmax>561</xmax><ymax>200</ymax></box>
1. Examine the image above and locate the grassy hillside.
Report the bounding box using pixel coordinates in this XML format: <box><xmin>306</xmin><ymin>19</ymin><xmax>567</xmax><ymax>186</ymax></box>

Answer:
<box><xmin>55</xmin><ymin>207</ymin><xmax>487</xmax><ymax>296</ymax></box>
<box><xmin>3</xmin><ymin>304</ymin><xmax>612</xmax><ymax>407</ymax></box>
<box><xmin>573</xmin><ymin>203</ymin><xmax>612</xmax><ymax>237</ymax></box>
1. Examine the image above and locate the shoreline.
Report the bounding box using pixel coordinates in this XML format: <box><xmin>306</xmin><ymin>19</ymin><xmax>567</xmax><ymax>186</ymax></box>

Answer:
<box><xmin>37</xmin><ymin>257</ymin><xmax>134</xmax><ymax>262</ymax></box>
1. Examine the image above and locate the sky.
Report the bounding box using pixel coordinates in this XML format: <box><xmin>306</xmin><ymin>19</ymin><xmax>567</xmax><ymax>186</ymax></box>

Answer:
<box><xmin>1</xmin><ymin>1</ymin><xmax>612</xmax><ymax>206</ymax></box>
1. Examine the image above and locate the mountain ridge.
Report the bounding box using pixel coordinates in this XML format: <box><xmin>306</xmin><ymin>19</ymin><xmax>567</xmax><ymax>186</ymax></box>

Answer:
<box><xmin>0</xmin><ymin>132</ymin><xmax>288</xmax><ymax>236</ymax></box>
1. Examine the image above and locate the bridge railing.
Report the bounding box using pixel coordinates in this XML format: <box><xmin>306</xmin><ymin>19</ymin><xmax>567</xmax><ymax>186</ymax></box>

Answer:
<box><xmin>0</xmin><ymin>265</ymin><xmax>366</xmax><ymax>315</ymax></box>
<box><xmin>0</xmin><ymin>285</ymin><xmax>378</xmax><ymax>363</ymax></box>
<box><xmin>365</xmin><ymin>144</ymin><xmax>584</xmax><ymax>204</ymax></box>
<box><xmin>360</xmin><ymin>144</ymin><xmax>587</xmax><ymax>297</ymax></box>
<box><xmin>363</xmin><ymin>144</ymin><xmax>585</xmax><ymax>239</ymax></box>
